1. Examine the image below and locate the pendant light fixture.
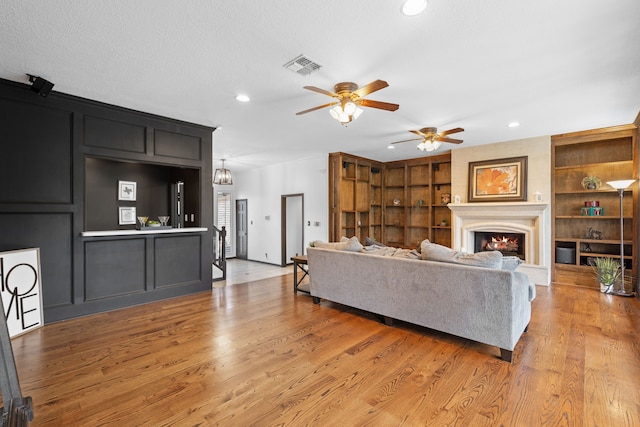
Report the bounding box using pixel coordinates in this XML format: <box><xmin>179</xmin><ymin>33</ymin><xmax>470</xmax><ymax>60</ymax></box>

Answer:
<box><xmin>213</xmin><ymin>159</ymin><xmax>233</xmax><ymax>185</ymax></box>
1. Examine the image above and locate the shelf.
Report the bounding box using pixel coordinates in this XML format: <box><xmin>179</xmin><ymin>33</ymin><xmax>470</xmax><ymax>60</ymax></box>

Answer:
<box><xmin>555</xmin><ymin>238</ymin><xmax>632</xmax><ymax>244</ymax></box>
<box><xmin>554</xmin><ymin>159</ymin><xmax>632</xmax><ymax>171</ymax></box>
<box><xmin>554</xmin><ymin>189</ymin><xmax>627</xmax><ymax>195</ymax></box>
<box><xmin>81</xmin><ymin>227</ymin><xmax>207</xmax><ymax>237</ymax></box>
<box><xmin>555</xmin><ymin>215</ymin><xmax>630</xmax><ymax>219</ymax></box>
<box><xmin>579</xmin><ymin>252</ymin><xmax>632</xmax><ymax>259</ymax></box>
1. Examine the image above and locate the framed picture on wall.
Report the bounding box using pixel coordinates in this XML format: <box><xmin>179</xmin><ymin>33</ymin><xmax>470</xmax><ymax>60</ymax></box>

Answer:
<box><xmin>468</xmin><ymin>156</ymin><xmax>527</xmax><ymax>202</ymax></box>
<box><xmin>118</xmin><ymin>180</ymin><xmax>137</xmax><ymax>201</ymax></box>
<box><xmin>118</xmin><ymin>206</ymin><xmax>137</xmax><ymax>225</ymax></box>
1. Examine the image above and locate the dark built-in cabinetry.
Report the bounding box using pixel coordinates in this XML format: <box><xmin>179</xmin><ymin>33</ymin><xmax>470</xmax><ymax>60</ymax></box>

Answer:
<box><xmin>0</xmin><ymin>78</ymin><xmax>214</xmax><ymax>322</ymax></box>
<box><xmin>329</xmin><ymin>152</ymin><xmax>452</xmax><ymax>248</ymax></box>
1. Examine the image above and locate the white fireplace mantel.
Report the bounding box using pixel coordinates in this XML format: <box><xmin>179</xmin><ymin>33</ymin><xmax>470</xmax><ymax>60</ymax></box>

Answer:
<box><xmin>448</xmin><ymin>202</ymin><xmax>551</xmax><ymax>285</ymax></box>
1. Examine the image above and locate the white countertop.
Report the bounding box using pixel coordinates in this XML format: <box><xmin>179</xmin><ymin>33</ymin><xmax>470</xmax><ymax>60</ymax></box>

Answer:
<box><xmin>81</xmin><ymin>227</ymin><xmax>208</xmax><ymax>237</ymax></box>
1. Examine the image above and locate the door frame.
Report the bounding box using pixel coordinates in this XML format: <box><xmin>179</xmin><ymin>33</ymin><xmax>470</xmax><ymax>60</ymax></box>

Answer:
<box><xmin>236</xmin><ymin>198</ymin><xmax>247</xmax><ymax>260</ymax></box>
<box><xmin>281</xmin><ymin>193</ymin><xmax>304</xmax><ymax>266</ymax></box>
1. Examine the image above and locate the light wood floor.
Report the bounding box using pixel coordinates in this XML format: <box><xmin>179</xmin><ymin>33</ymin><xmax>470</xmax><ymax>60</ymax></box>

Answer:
<box><xmin>213</xmin><ymin>258</ymin><xmax>293</xmax><ymax>287</ymax></box>
<box><xmin>9</xmin><ymin>272</ymin><xmax>640</xmax><ymax>426</ymax></box>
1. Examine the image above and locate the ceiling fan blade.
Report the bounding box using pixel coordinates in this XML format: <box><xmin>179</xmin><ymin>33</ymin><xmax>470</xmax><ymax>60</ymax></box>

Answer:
<box><xmin>295</xmin><ymin>102</ymin><xmax>338</xmax><ymax>115</ymax></box>
<box><xmin>353</xmin><ymin>80</ymin><xmax>389</xmax><ymax>97</ymax></box>
<box><xmin>409</xmin><ymin>129</ymin><xmax>426</xmax><ymax>137</ymax></box>
<box><xmin>440</xmin><ymin>127</ymin><xmax>464</xmax><ymax>136</ymax></box>
<box><xmin>302</xmin><ymin>86</ymin><xmax>338</xmax><ymax>97</ymax></box>
<box><xmin>390</xmin><ymin>138</ymin><xmax>422</xmax><ymax>145</ymax></box>
<box><xmin>359</xmin><ymin>99</ymin><xmax>399</xmax><ymax>111</ymax></box>
<box><xmin>437</xmin><ymin>137</ymin><xmax>464</xmax><ymax>144</ymax></box>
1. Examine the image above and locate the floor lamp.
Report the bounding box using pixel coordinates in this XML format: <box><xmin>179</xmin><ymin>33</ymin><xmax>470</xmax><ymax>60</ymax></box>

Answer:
<box><xmin>606</xmin><ymin>179</ymin><xmax>636</xmax><ymax>297</ymax></box>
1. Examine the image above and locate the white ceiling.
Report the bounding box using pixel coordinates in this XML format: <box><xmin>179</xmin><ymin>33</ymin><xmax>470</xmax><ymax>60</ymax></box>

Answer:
<box><xmin>1</xmin><ymin>1</ymin><xmax>639</xmax><ymax>172</ymax></box>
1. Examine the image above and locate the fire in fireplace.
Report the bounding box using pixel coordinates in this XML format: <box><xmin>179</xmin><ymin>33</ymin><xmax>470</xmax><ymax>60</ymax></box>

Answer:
<box><xmin>474</xmin><ymin>232</ymin><xmax>525</xmax><ymax>260</ymax></box>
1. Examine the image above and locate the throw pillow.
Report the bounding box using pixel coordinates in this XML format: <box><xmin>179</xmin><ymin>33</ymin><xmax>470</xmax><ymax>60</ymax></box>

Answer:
<box><xmin>420</xmin><ymin>239</ymin><xmax>504</xmax><ymax>269</ymax></box>
<box><xmin>454</xmin><ymin>251</ymin><xmax>503</xmax><ymax>269</ymax></box>
<box><xmin>501</xmin><ymin>256</ymin><xmax>523</xmax><ymax>271</ymax></box>
<box><xmin>314</xmin><ymin>236</ymin><xmax>363</xmax><ymax>252</ymax></box>
<box><xmin>365</xmin><ymin>236</ymin><xmax>386</xmax><ymax>247</ymax></box>
<box><xmin>419</xmin><ymin>239</ymin><xmax>459</xmax><ymax>262</ymax></box>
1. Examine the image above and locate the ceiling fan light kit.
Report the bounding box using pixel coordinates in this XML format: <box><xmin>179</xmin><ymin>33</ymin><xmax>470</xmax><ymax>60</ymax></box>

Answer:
<box><xmin>296</xmin><ymin>79</ymin><xmax>459</xmax><ymax>149</ymax></box>
<box><xmin>391</xmin><ymin>126</ymin><xmax>464</xmax><ymax>153</ymax></box>
<box><xmin>417</xmin><ymin>140</ymin><xmax>441</xmax><ymax>152</ymax></box>
<box><xmin>296</xmin><ymin>79</ymin><xmax>399</xmax><ymax>126</ymax></box>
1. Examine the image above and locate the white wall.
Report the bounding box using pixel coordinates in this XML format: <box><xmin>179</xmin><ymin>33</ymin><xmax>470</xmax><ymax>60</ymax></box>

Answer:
<box><xmin>228</xmin><ymin>136</ymin><xmax>551</xmax><ymax>265</ymax></box>
<box><xmin>235</xmin><ymin>156</ymin><xmax>329</xmax><ymax>265</ymax></box>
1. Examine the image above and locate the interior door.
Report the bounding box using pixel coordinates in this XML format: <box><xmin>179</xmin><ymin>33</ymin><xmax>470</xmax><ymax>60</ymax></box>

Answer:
<box><xmin>281</xmin><ymin>194</ymin><xmax>304</xmax><ymax>266</ymax></box>
<box><xmin>236</xmin><ymin>199</ymin><xmax>247</xmax><ymax>260</ymax></box>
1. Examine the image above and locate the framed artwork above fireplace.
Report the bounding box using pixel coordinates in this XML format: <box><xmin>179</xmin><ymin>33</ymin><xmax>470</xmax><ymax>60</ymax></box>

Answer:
<box><xmin>468</xmin><ymin>156</ymin><xmax>527</xmax><ymax>202</ymax></box>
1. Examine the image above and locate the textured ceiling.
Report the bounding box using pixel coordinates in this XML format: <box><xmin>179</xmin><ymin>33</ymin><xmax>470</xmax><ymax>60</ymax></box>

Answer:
<box><xmin>1</xmin><ymin>0</ymin><xmax>639</xmax><ymax>171</ymax></box>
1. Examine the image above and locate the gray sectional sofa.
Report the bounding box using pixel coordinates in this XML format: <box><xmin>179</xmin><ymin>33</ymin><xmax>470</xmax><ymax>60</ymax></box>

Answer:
<box><xmin>306</xmin><ymin>244</ymin><xmax>535</xmax><ymax>362</ymax></box>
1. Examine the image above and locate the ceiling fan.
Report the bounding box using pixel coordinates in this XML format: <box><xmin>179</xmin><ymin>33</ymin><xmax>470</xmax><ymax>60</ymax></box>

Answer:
<box><xmin>296</xmin><ymin>79</ymin><xmax>399</xmax><ymax>125</ymax></box>
<box><xmin>390</xmin><ymin>127</ymin><xmax>464</xmax><ymax>152</ymax></box>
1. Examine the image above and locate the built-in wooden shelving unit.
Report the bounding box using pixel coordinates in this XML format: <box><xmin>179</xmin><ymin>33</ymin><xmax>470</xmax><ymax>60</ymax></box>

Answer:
<box><xmin>329</xmin><ymin>152</ymin><xmax>451</xmax><ymax>249</ymax></box>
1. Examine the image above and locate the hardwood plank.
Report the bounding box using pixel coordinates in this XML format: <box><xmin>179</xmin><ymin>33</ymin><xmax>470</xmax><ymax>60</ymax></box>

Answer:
<box><xmin>8</xmin><ymin>274</ymin><xmax>640</xmax><ymax>426</ymax></box>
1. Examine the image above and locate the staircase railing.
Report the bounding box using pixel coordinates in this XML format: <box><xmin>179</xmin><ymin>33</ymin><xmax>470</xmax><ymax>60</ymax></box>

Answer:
<box><xmin>213</xmin><ymin>225</ymin><xmax>227</xmax><ymax>281</ymax></box>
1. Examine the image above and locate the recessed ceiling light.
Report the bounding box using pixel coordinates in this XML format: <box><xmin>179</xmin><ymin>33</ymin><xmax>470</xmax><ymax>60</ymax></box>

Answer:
<box><xmin>507</xmin><ymin>122</ymin><xmax>520</xmax><ymax>128</ymax></box>
<box><xmin>235</xmin><ymin>94</ymin><xmax>250</xmax><ymax>102</ymax></box>
<box><xmin>387</xmin><ymin>145</ymin><xmax>395</xmax><ymax>149</ymax></box>
<box><xmin>402</xmin><ymin>0</ymin><xmax>427</xmax><ymax>16</ymax></box>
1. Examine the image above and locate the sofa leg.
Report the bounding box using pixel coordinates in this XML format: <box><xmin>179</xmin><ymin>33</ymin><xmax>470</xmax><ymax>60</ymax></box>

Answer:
<box><xmin>383</xmin><ymin>316</ymin><xmax>394</xmax><ymax>326</ymax></box>
<box><xmin>500</xmin><ymin>348</ymin><xmax>513</xmax><ymax>363</ymax></box>
<box><xmin>312</xmin><ymin>296</ymin><xmax>320</xmax><ymax>304</ymax></box>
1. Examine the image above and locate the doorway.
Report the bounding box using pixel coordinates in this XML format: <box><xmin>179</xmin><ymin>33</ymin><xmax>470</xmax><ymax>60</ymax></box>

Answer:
<box><xmin>236</xmin><ymin>199</ymin><xmax>247</xmax><ymax>260</ymax></box>
<box><xmin>281</xmin><ymin>194</ymin><xmax>304</xmax><ymax>266</ymax></box>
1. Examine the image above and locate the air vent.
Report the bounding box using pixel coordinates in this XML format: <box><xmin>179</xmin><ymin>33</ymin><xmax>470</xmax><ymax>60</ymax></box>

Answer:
<box><xmin>283</xmin><ymin>54</ymin><xmax>322</xmax><ymax>75</ymax></box>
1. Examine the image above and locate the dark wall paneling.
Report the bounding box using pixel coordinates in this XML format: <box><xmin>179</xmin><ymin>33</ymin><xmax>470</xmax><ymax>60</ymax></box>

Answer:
<box><xmin>154</xmin><ymin>235</ymin><xmax>201</xmax><ymax>287</ymax></box>
<box><xmin>0</xmin><ymin>213</ymin><xmax>73</xmax><ymax>309</ymax></box>
<box><xmin>154</xmin><ymin>130</ymin><xmax>201</xmax><ymax>160</ymax></box>
<box><xmin>0</xmin><ymin>98</ymin><xmax>72</xmax><ymax>204</ymax></box>
<box><xmin>84</xmin><ymin>115</ymin><xmax>146</xmax><ymax>153</ymax></box>
<box><xmin>84</xmin><ymin>239</ymin><xmax>146</xmax><ymax>300</ymax></box>
<box><xmin>1</xmin><ymin>77</ymin><xmax>214</xmax><ymax>323</ymax></box>
<box><xmin>85</xmin><ymin>157</ymin><xmax>180</xmax><ymax>230</ymax></box>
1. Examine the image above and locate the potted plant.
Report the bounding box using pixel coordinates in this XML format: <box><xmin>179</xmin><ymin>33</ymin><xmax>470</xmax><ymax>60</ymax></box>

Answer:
<box><xmin>589</xmin><ymin>257</ymin><xmax>620</xmax><ymax>293</ymax></box>
<box><xmin>581</xmin><ymin>176</ymin><xmax>601</xmax><ymax>190</ymax></box>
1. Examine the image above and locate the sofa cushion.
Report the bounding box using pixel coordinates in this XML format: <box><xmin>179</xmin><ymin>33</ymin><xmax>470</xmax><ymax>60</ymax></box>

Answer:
<box><xmin>314</xmin><ymin>236</ymin><xmax>363</xmax><ymax>252</ymax></box>
<box><xmin>454</xmin><ymin>251</ymin><xmax>503</xmax><ymax>269</ymax></box>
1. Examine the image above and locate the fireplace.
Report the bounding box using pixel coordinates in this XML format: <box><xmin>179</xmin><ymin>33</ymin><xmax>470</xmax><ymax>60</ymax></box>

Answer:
<box><xmin>474</xmin><ymin>232</ymin><xmax>525</xmax><ymax>260</ymax></box>
<box><xmin>448</xmin><ymin>202</ymin><xmax>551</xmax><ymax>285</ymax></box>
